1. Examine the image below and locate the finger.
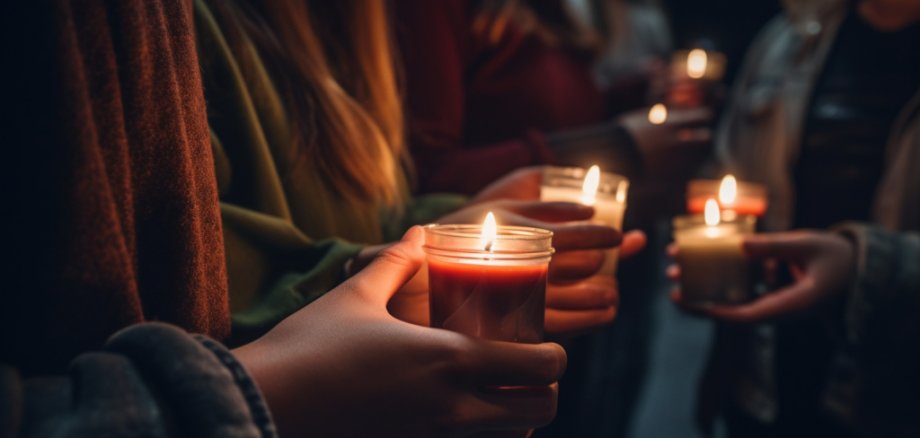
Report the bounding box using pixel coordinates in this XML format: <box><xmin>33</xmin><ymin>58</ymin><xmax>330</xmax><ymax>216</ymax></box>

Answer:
<box><xmin>548</xmin><ymin>250</ymin><xmax>605</xmax><ymax>282</ymax></box>
<box><xmin>546</xmin><ymin>280</ymin><xmax>618</xmax><ymax>310</ymax></box>
<box><xmin>742</xmin><ymin>232</ymin><xmax>814</xmax><ymax>260</ymax></box>
<box><xmin>666</xmin><ymin>243</ymin><xmax>679</xmax><ymax>258</ymax></box>
<box><xmin>463</xmin><ymin>384</ymin><xmax>558</xmax><ymax>432</ymax></box>
<box><xmin>544</xmin><ymin>307</ymin><xmax>617</xmax><ymax>335</ymax></box>
<box><xmin>348</xmin><ymin>226</ymin><xmax>425</xmax><ymax>306</ymax></box>
<box><xmin>700</xmin><ymin>280</ymin><xmax>818</xmax><ymax>323</ymax></box>
<box><xmin>497</xmin><ymin>200</ymin><xmax>595</xmax><ymax>222</ymax></box>
<box><xmin>466</xmin><ymin>341</ymin><xmax>567</xmax><ymax>386</ymax></box>
<box><xmin>549</xmin><ymin>223</ymin><xmax>622</xmax><ymax>251</ymax></box>
<box><xmin>665</xmin><ymin>264</ymin><xmax>680</xmax><ymax>281</ymax></box>
<box><xmin>619</xmin><ymin>230</ymin><xmax>647</xmax><ymax>258</ymax></box>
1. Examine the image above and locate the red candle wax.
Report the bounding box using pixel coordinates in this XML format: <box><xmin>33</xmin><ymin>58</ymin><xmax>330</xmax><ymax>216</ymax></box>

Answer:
<box><xmin>428</xmin><ymin>259</ymin><xmax>547</xmax><ymax>343</ymax></box>
<box><xmin>687</xmin><ymin>196</ymin><xmax>767</xmax><ymax>217</ymax></box>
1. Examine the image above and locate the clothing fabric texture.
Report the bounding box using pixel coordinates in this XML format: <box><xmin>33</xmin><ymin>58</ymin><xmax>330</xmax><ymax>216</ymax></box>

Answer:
<box><xmin>7</xmin><ymin>0</ymin><xmax>228</xmax><ymax>376</ymax></box>
<box><xmin>0</xmin><ymin>323</ymin><xmax>275</xmax><ymax>438</ymax></box>
<box><xmin>5</xmin><ymin>1</ymin><xmax>274</xmax><ymax>436</ymax></box>
<box><xmin>394</xmin><ymin>0</ymin><xmax>608</xmax><ymax>195</ymax></box>
<box><xmin>709</xmin><ymin>2</ymin><xmax>920</xmax><ymax>435</ymax></box>
<box><xmin>194</xmin><ymin>0</ymin><xmax>466</xmax><ymax>342</ymax></box>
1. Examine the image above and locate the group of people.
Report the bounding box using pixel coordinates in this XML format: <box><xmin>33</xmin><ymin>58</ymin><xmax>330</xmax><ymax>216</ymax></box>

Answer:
<box><xmin>4</xmin><ymin>0</ymin><xmax>918</xmax><ymax>437</ymax></box>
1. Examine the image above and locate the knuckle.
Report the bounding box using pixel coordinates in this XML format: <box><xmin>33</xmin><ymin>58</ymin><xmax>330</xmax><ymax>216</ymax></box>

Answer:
<box><xmin>377</xmin><ymin>245</ymin><xmax>417</xmax><ymax>268</ymax></box>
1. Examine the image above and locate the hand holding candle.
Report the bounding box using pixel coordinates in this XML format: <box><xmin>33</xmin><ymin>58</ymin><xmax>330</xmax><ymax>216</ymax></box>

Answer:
<box><xmin>670</xmin><ymin>199</ymin><xmax>756</xmax><ymax>307</ymax></box>
<box><xmin>540</xmin><ymin>165</ymin><xmax>629</xmax><ymax>276</ymax></box>
<box><xmin>425</xmin><ymin>213</ymin><xmax>554</xmax><ymax>343</ymax></box>
<box><xmin>667</xmin><ymin>48</ymin><xmax>726</xmax><ymax>108</ymax></box>
<box><xmin>236</xmin><ymin>226</ymin><xmax>565</xmax><ymax>436</ymax></box>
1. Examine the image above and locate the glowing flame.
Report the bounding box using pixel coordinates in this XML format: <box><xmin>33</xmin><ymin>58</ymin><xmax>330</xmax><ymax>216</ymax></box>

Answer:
<box><xmin>480</xmin><ymin>211</ymin><xmax>497</xmax><ymax>251</ymax></box>
<box><xmin>580</xmin><ymin>165</ymin><xmax>600</xmax><ymax>206</ymax></box>
<box><xmin>719</xmin><ymin>174</ymin><xmax>737</xmax><ymax>207</ymax></box>
<box><xmin>704</xmin><ymin>198</ymin><xmax>721</xmax><ymax>226</ymax></box>
<box><xmin>615</xmin><ymin>180</ymin><xmax>628</xmax><ymax>203</ymax></box>
<box><xmin>648</xmin><ymin>103</ymin><xmax>667</xmax><ymax>125</ymax></box>
<box><xmin>687</xmin><ymin>48</ymin><xmax>708</xmax><ymax>79</ymax></box>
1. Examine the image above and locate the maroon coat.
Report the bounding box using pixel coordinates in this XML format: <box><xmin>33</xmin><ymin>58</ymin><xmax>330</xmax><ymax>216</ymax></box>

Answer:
<box><xmin>395</xmin><ymin>0</ymin><xmax>608</xmax><ymax>195</ymax></box>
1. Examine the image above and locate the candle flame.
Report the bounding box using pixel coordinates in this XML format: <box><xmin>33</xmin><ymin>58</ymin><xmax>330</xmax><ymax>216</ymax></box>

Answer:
<box><xmin>704</xmin><ymin>198</ymin><xmax>720</xmax><ymax>226</ymax></box>
<box><xmin>580</xmin><ymin>165</ymin><xmax>600</xmax><ymax>205</ymax></box>
<box><xmin>687</xmin><ymin>48</ymin><xmax>708</xmax><ymax>79</ymax></box>
<box><xmin>615</xmin><ymin>180</ymin><xmax>628</xmax><ymax>203</ymax></box>
<box><xmin>719</xmin><ymin>174</ymin><xmax>737</xmax><ymax>207</ymax></box>
<box><xmin>480</xmin><ymin>211</ymin><xmax>497</xmax><ymax>251</ymax></box>
<box><xmin>648</xmin><ymin>103</ymin><xmax>667</xmax><ymax>125</ymax></box>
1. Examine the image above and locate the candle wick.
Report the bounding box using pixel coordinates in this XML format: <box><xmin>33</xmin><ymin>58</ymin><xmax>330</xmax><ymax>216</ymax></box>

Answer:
<box><xmin>484</xmin><ymin>241</ymin><xmax>493</xmax><ymax>252</ymax></box>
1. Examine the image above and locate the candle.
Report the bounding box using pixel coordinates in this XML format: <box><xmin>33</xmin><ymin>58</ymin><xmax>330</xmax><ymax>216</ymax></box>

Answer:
<box><xmin>670</xmin><ymin>48</ymin><xmax>726</xmax><ymax>82</ymax></box>
<box><xmin>686</xmin><ymin>48</ymin><xmax>708</xmax><ymax>79</ymax></box>
<box><xmin>648</xmin><ymin>103</ymin><xmax>668</xmax><ymax>125</ymax></box>
<box><xmin>540</xmin><ymin>165</ymin><xmax>628</xmax><ymax>276</ymax></box>
<box><xmin>673</xmin><ymin>199</ymin><xmax>756</xmax><ymax>306</ymax></box>
<box><xmin>424</xmin><ymin>213</ymin><xmax>554</xmax><ymax>343</ymax></box>
<box><xmin>687</xmin><ymin>175</ymin><xmax>768</xmax><ymax>218</ymax></box>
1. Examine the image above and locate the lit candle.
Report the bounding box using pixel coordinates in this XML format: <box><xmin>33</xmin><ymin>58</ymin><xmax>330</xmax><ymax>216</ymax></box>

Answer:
<box><xmin>687</xmin><ymin>174</ymin><xmax>768</xmax><ymax>218</ymax></box>
<box><xmin>687</xmin><ymin>48</ymin><xmax>708</xmax><ymax>79</ymax></box>
<box><xmin>670</xmin><ymin>48</ymin><xmax>727</xmax><ymax>81</ymax></box>
<box><xmin>673</xmin><ymin>199</ymin><xmax>755</xmax><ymax>306</ymax></box>
<box><xmin>540</xmin><ymin>165</ymin><xmax>628</xmax><ymax>276</ymax></box>
<box><xmin>648</xmin><ymin>103</ymin><xmax>668</xmax><ymax>125</ymax></box>
<box><xmin>424</xmin><ymin>213</ymin><xmax>554</xmax><ymax>343</ymax></box>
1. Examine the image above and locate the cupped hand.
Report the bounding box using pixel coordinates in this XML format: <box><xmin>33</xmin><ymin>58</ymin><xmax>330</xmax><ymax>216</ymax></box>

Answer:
<box><xmin>667</xmin><ymin>231</ymin><xmax>856</xmax><ymax>323</ymax></box>
<box><xmin>233</xmin><ymin>227</ymin><xmax>566</xmax><ymax>437</ymax></box>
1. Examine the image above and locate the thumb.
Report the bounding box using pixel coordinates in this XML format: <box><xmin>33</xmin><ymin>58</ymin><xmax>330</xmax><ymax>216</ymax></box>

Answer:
<box><xmin>348</xmin><ymin>226</ymin><xmax>425</xmax><ymax>306</ymax></box>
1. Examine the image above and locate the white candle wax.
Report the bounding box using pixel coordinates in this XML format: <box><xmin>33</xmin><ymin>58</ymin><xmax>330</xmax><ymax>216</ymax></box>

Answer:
<box><xmin>672</xmin><ymin>215</ymin><xmax>755</xmax><ymax>306</ymax></box>
<box><xmin>540</xmin><ymin>167</ymin><xmax>628</xmax><ymax>276</ymax></box>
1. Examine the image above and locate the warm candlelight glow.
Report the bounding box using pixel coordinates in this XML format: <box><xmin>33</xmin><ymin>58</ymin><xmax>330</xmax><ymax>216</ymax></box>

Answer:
<box><xmin>580</xmin><ymin>165</ymin><xmax>600</xmax><ymax>205</ymax></box>
<box><xmin>704</xmin><ymin>198</ymin><xmax>720</xmax><ymax>226</ymax></box>
<box><xmin>480</xmin><ymin>211</ymin><xmax>497</xmax><ymax>251</ymax></box>
<box><xmin>687</xmin><ymin>48</ymin><xmax>708</xmax><ymax>79</ymax></box>
<box><xmin>648</xmin><ymin>103</ymin><xmax>667</xmax><ymax>125</ymax></box>
<box><xmin>615</xmin><ymin>180</ymin><xmax>628</xmax><ymax>203</ymax></box>
<box><xmin>719</xmin><ymin>175</ymin><xmax>737</xmax><ymax>207</ymax></box>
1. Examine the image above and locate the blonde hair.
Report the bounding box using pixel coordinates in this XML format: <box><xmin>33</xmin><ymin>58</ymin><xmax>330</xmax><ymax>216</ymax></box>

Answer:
<box><xmin>212</xmin><ymin>0</ymin><xmax>409</xmax><ymax>208</ymax></box>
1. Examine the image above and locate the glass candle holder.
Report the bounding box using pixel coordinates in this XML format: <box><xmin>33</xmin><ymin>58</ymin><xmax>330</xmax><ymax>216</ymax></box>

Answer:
<box><xmin>424</xmin><ymin>224</ymin><xmax>554</xmax><ymax>343</ymax></box>
<box><xmin>672</xmin><ymin>214</ymin><xmax>756</xmax><ymax>306</ymax></box>
<box><xmin>540</xmin><ymin>166</ymin><xmax>628</xmax><ymax>275</ymax></box>
<box><xmin>687</xmin><ymin>178</ymin><xmax>768</xmax><ymax>218</ymax></box>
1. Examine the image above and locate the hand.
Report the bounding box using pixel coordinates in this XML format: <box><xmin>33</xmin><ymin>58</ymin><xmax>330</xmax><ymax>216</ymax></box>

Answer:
<box><xmin>545</xmin><ymin>230</ymin><xmax>647</xmax><ymax>335</ymax></box>
<box><xmin>234</xmin><ymin>227</ymin><xmax>566</xmax><ymax>437</ymax></box>
<box><xmin>617</xmin><ymin>106</ymin><xmax>712</xmax><ymax>180</ymax></box>
<box><xmin>666</xmin><ymin>231</ymin><xmax>857</xmax><ymax>323</ymax></box>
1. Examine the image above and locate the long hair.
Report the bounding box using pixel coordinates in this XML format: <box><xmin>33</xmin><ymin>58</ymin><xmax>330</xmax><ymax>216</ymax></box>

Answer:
<box><xmin>210</xmin><ymin>0</ymin><xmax>408</xmax><ymax>209</ymax></box>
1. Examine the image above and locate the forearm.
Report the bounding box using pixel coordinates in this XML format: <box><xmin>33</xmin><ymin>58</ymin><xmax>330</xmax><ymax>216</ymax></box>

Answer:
<box><xmin>836</xmin><ymin>224</ymin><xmax>920</xmax><ymax>348</ymax></box>
<box><xmin>544</xmin><ymin>122</ymin><xmax>643</xmax><ymax>179</ymax></box>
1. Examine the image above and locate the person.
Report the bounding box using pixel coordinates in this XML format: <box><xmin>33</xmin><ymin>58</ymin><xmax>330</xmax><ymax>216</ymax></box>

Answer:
<box><xmin>3</xmin><ymin>1</ymin><xmax>573</xmax><ymax>435</ymax></box>
<box><xmin>394</xmin><ymin>0</ymin><xmax>713</xmax><ymax>197</ymax></box>
<box><xmin>669</xmin><ymin>0</ymin><xmax>920</xmax><ymax>436</ymax></box>
<box><xmin>668</xmin><ymin>226</ymin><xmax>920</xmax><ymax>437</ymax></box>
<box><xmin>194</xmin><ymin>0</ymin><xmax>645</xmax><ymax>344</ymax></box>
